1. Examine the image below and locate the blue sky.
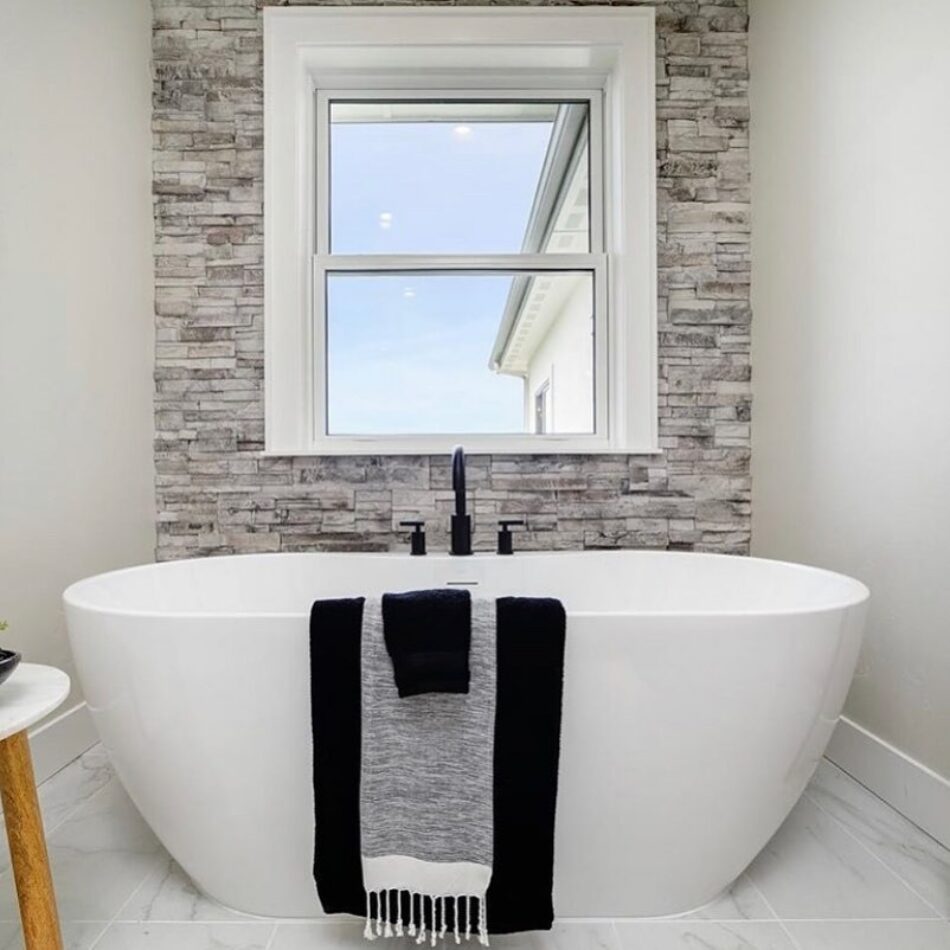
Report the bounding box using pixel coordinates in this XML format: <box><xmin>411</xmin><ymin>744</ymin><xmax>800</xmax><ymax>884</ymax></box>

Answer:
<box><xmin>326</xmin><ymin>117</ymin><xmax>554</xmax><ymax>434</ymax></box>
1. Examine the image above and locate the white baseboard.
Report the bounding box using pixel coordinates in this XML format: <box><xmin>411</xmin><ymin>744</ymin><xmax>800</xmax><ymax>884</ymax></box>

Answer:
<box><xmin>28</xmin><ymin>702</ymin><xmax>99</xmax><ymax>785</ymax></box>
<box><xmin>826</xmin><ymin>715</ymin><xmax>950</xmax><ymax>849</ymax></box>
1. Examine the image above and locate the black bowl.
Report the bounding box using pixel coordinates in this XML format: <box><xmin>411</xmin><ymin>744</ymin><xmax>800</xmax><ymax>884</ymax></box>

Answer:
<box><xmin>0</xmin><ymin>650</ymin><xmax>21</xmax><ymax>688</ymax></box>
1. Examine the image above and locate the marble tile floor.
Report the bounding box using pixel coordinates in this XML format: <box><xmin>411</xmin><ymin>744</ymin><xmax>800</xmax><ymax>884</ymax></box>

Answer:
<box><xmin>0</xmin><ymin>746</ymin><xmax>947</xmax><ymax>949</ymax></box>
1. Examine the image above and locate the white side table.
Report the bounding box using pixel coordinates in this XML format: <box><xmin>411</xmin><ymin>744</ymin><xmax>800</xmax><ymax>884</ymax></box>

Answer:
<box><xmin>0</xmin><ymin>664</ymin><xmax>70</xmax><ymax>950</ymax></box>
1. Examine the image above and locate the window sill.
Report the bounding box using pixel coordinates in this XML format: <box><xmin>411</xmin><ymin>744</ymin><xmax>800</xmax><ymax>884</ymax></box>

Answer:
<box><xmin>261</xmin><ymin>437</ymin><xmax>662</xmax><ymax>457</ymax></box>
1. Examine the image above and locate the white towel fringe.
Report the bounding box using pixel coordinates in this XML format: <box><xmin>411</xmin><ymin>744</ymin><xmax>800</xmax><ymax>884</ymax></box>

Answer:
<box><xmin>415</xmin><ymin>895</ymin><xmax>428</xmax><ymax>946</ymax></box>
<box><xmin>364</xmin><ymin>892</ymin><xmax>376</xmax><ymax>941</ymax></box>
<box><xmin>364</xmin><ymin>891</ymin><xmax>488</xmax><ymax>945</ymax></box>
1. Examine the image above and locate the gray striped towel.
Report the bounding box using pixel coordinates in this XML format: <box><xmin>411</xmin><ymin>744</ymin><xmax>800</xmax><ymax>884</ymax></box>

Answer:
<box><xmin>360</xmin><ymin>597</ymin><xmax>496</xmax><ymax>945</ymax></box>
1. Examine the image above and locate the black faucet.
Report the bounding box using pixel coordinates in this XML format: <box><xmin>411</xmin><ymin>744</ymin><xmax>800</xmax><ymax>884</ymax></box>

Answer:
<box><xmin>450</xmin><ymin>445</ymin><xmax>472</xmax><ymax>556</ymax></box>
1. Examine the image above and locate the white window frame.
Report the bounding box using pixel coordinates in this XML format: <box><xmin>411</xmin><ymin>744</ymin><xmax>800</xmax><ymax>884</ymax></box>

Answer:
<box><xmin>264</xmin><ymin>7</ymin><xmax>657</xmax><ymax>455</ymax></box>
<box><xmin>315</xmin><ymin>88</ymin><xmax>606</xmax><ymax>448</ymax></box>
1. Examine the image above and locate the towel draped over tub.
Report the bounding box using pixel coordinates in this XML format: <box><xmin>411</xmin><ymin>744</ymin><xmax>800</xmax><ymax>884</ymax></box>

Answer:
<box><xmin>309</xmin><ymin>593</ymin><xmax>566</xmax><ymax>939</ymax></box>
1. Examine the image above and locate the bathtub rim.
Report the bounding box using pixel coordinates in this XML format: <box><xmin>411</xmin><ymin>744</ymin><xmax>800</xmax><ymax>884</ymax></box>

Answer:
<box><xmin>62</xmin><ymin>549</ymin><xmax>870</xmax><ymax>622</ymax></box>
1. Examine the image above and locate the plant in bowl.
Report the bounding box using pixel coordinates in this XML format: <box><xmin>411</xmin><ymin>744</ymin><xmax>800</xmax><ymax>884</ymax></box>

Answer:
<box><xmin>0</xmin><ymin>621</ymin><xmax>21</xmax><ymax>687</ymax></box>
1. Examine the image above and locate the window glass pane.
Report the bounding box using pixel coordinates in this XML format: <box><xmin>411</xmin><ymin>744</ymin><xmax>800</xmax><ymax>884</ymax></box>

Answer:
<box><xmin>326</xmin><ymin>271</ymin><xmax>594</xmax><ymax>435</ymax></box>
<box><xmin>328</xmin><ymin>100</ymin><xmax>590</xmax><ymax>254</ymax></box>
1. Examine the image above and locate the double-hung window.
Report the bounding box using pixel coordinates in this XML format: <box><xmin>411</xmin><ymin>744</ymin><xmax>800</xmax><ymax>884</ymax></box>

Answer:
<box><xmin>264</xmin><ymin>8</ymin><xmax>657</xmax><ymax>455</ymax></box>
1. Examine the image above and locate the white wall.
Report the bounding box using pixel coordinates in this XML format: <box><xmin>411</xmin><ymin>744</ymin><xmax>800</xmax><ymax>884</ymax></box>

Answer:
<box><xmin>525</xmin><ymin>278</ymin><xmax>595</xmax><ymax>433</ymax></box>
<box><xmin>0</xmin><ymin>0</ymin><xmax>155</xmax><ymax>759</ymax></box>
<box><xmin>750</xmin><ymin>0</ymin><xmax>950</xmax><ymax>779</ymax></box>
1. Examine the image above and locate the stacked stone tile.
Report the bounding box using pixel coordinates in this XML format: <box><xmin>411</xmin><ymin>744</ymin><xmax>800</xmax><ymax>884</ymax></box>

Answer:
<box><xmin>152</xmin><ymin>0</ymin><xmax>751</xmax><ymax>559</ymax></box>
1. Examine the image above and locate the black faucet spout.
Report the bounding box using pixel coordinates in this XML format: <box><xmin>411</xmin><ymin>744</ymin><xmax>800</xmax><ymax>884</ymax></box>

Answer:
<box><xmin>450</xmin><ymin>445</ymin><xmax>472</xmax><ymax>555</ymax></box>
<box><xmin>452</xmin><ymin>446</ymin><xmax>466</xmax><ymax>516</ymax></box>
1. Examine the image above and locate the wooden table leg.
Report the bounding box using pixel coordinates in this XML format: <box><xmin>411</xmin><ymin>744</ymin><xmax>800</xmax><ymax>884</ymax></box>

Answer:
<box><xmin>0</xmin><ymin>730</ymin><xmax>63</xmax><ymax>950</ymax></box>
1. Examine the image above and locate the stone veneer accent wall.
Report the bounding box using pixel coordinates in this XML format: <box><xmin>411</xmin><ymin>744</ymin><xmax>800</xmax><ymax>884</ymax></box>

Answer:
<box><xmin>152</xmin><ymin>0</ymin><xmax>751</xmax><ymax>559</ymax></box>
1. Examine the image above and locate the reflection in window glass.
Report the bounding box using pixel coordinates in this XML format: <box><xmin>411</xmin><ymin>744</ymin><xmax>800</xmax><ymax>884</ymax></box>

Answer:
<box><xmin>328</xmin><ymin>100</ymin><xmax>590</xmax><ymax>254</ymax></box>
<box><xmin>326</xmin><ymin>272</ymin><xmax>594</xmax><ymax>435</ymax></box>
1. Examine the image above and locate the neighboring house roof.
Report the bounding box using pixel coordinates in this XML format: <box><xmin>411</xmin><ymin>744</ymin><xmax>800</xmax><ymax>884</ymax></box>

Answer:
<box><xmin>489</xmin><ymin>103</ymin><xmax>591</xmax><ymax>376</ymax></box>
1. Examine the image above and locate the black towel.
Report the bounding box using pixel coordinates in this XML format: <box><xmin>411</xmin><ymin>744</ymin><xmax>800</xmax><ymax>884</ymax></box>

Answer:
<box><xmin>382</xmin><ymin>588</ymin><xmax>471</xmax><ymax>697</ymax></box>
<box><xmin>310</xmin><ymin>597</ymin><xmax>366</xmax><ymax>917</ymax></box>
<box><xmin>487</xmin><ymin>597</ymin><xmax>566</xmax><ymax>933</ymax></box>
<box><xmin>310</xmin><ymin>594</ymin><xmax>566</xmax><ymax>933</ymax></box>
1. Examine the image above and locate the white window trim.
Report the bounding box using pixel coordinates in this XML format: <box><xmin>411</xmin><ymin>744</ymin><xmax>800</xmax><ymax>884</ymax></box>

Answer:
<box><xmin>263</xmin><ymin>6</ymin><xmax>658</xmax><ymax>456</ymax></box>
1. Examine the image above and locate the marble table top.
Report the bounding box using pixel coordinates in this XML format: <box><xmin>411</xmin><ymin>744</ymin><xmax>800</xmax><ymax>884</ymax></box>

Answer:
<box><xmin>0</xmin><ymin>664</ymin><xmax>70</xmax><ymax>742</ymax></box>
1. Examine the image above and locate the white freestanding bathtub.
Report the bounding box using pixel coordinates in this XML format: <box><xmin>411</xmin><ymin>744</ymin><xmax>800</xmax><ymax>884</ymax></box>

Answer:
<box><xmin>63</xmin><ymin>551</ymin><xmax>868</xmax><ymax>919</ymax></box>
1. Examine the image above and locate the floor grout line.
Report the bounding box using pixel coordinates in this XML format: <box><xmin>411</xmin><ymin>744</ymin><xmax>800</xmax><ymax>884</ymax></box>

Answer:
<box><xmin>79</xmin><ymin>919</ymin><xmax>305</xmax><ymax>926</ymax></box>
<box><xmin>743</xmin><ymin>873</ymin><xmax>780</xmax><ymax>924</ymax></box>
<box><xmin>82</xmin><ymin>920</ymin><xmax>114</xmax><ymax>950</ymax></box>
<box><xmin>743</xmin><ymin>876</ymin><xmax>804</xmax><ymax>950</ymax></box>
<box><xmin>804</xmin><ymin>788</ymin><xmax>945</xmax><ymax>919</ymax></box>
<box><xmin>85</xmin><ymin>847</ymin><xmax>169</xmax><ymax>950</ymax></box>
<box><xmin>718</xmin><ymin>917</ymin><xmax>947</xmax><ymax>923</ymax></box>
<box><xmin>42</xmin><ymin>766</ymin><xmax>118</xmax><ymax>839</ymax></box>
<box><xmin>261</xmin><ymin>920</ymin><xmax>281</xmax><ymax>950</ymax></box>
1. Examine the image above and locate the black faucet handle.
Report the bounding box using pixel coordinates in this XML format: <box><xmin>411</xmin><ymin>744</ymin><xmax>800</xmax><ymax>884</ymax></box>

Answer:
<box><xmin>497</xmin><ymin>519</ymin><xmax>525</xmax><ymax>555</ymax></box>
<box><xmin>399</xmin><ymin>520</ymin><xmax>426</xmax><ymax>556</ymax></box>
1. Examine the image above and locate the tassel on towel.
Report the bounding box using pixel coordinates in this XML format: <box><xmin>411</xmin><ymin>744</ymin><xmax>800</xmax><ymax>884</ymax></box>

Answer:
<box><xmin>365</xmin><ymin>891</ymin><xmax>489</xmax><ymax>946</ymax></box>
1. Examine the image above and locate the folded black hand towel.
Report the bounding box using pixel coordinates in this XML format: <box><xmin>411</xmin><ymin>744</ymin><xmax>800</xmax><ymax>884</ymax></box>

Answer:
<box><xmin>382</xmin><ymin>588</ymin><xmax>472</xmax><ymax>697</ymax></box>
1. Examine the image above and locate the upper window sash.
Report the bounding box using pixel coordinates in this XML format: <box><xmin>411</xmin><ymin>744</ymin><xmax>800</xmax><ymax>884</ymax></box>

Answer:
<box><xmin>314</xmin><ymin>89</ymin><xmax>605</xmax><ymax>260</ymax></box>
